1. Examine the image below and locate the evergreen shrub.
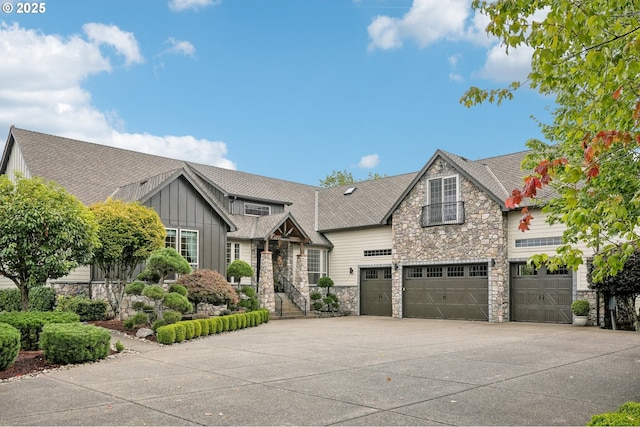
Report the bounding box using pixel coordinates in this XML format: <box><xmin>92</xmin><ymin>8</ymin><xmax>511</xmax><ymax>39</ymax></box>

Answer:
<box><xmin>162</xmin><ymin>310</ymin><xmax>182</xmax><ymax>324</ymax></box>
<box><xmin>125</xmin><ymin>281</ymin><xmax>146</xmax><ymax>295</ymax></box>
<box><xmin>0</xmin><ymin>311</ymin><xmax>80</xmax><ymax>350</ymax></box>
<box><xmin>0</xmin><ymin>322</ymin><xmax>20</xmax><ymax>370</ymax></box>
<box><xmin>0</xmin><ymin>289</ymin><xmax>21</xmax><ymax>312</ymax></box>
<box><xmin>28</xmin><ymin>287</ymin><xmax>57</xmax><ymax>311</ymax></box>
<box><xmin>55</xmin><ymin>296</ymin><xmax>107</xmax><ymax>321</ymax></box>
<box><xmin>156</xmin><ymin>324</ymin><xmax>176</xmax><ymax>345</ymax></box>
<box><xmin>39</xmin><ymin>323</ymin><xmax>110</xmax><ymax>364</ymax></box>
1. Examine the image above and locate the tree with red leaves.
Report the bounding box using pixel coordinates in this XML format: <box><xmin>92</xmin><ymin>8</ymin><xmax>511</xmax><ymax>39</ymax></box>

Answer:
<box><xmin>461</xmin><ymin>0</ymin><xmax>640</xmax><ymax>283</ymax></box>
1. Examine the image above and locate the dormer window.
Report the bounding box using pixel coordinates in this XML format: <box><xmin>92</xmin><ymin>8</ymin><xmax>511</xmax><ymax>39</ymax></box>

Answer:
<box><xmin>244</xmin><ymin>203</ymin><xmax>270</xmax><ymax>216</ymax></box>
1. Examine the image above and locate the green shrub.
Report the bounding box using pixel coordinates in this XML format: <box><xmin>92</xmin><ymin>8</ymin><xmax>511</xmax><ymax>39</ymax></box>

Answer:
<box><xmin>310</xmin><ymin>291</ymin><xmax>322</xmax><ymax>301</ymax></box>
<box><xmin>0</xmin><ymin>322</ymin><xmax>20</xmax><ymax>370</ymax></box>
<box><xmin>28</xmin><ymin>287</ymin><xmax>57</xmax><ymax>311</ymax></box>
<box><xmin>168</xmin><ymin>283</ymin><xmax>188</xmax><ymax>296</ymax></box>
<box><xmin>221</xmin><ymin>316</ymin><xmax>230</xmax><ymax>331</ymax></box>
<box><xmin>142</xmin><ymin>285</ymin><xmax>165</xmax><ymax>301</ymax></box>
<box><xmin>198</xmin><ymin>318</ymin><xmax>210</xmax><ymax>335</ymax></box>
<box><xmin>131</xmin><ymin>301</ymin><xmax>147</xmax><ymax>311</ymax></box>
<box><xmin>125</xmin><ymin>281</ymin><xmax>146</xmax><ymax>295</ymax></box>
<box><xmin>179</xmin><ymin>321</ymin><xmax>195</xmax><ymax>340</ymax></box>
<box><xmin>136</xmin><ymin>269</ymin><xmax>161</xmax><ymax>284</ymax></box>
<box><xmin>156</xmin><ymin>324</ymin><xmax>176</xmax><ymax>344</ymax></box>
<box><xmin>39</xmin><ymin>323</ymin><xmax>110</xmax><ymax>364</ymax></box>
<box><xmin>0</xmin><ymin>289</ymin><xmax>21</xmax><ymax>312</ymax></box>
<box><xmin>163</xmin><ymin>292</ymin><xmax>193</xmax><ymax>313</ymax></box>
<box><xmin>588</xmin><ymin>402</ymin><xmax>640</xmax><ymax>426</ymax></box>
<box><xmin>162</xmin><ymin>310</ymin><xmax>182</xmax><ymax>324</ymax></box>
<box><xmin>0</xmin><ymin>311</ymin><xmax>80</xmax><ymax>350</ymax></box>
<box><xmin>174</xmin><ymin>324</ymin><xmax>186</xmax><ymax>343</ymax></box>
<box><xmin>123</xmin><ymin>312</ymin><xmax>148</xmax><ymax>329</ymax></box>
<box><xmin>259</xmin><ymin>309</ymin><xmax>270</xmax><ymax>323</ymax></box>
<box><xmin>115</xmin><ymin>340</ymin><xmax>125</xmax><ymax>353</ymax></box>
<box><xmin>228</xmin><ymin>315</ymin><xmax>237</xmax><ymax>331</ymax></box>
<box><xmin>208</xmin><ymin>318</ymin><xmax>219</xmax><ymax>334</ymax></box>
<box><xmin>55</xmin><ymin>295</ymin><xmax>107</xmax><ymax>321</ymax></box>
<box><xmin>571</xmin><ymin>299</ymin><xmax>590</xmax><ymax>316</ymax></box>
<box><xmin>151</xmin><ymin>319</ymin><xmax>167</xmax><ymax>332</ymax></box>
<box><xmin>312</xmin><ymin>301</ymin><xmax>323</xmax><ymax>311</ymax></box>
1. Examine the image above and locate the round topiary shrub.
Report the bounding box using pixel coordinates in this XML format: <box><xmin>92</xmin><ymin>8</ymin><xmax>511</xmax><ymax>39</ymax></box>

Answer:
<box><xmin>162</xmin><ymin>310</ymin><xmax>182</xmax><ymax>324</ymax></box>
<box><xmin>156</xmin><ymin>324</ymin><xmax>176</xmax><ymax>345</ymax></box>
<box><xmin>123</xmin><ymin>312</ymin><xmax>148</xmax><ymax>329</ymax></box>
<box><xmin>163</xmin><ymin>292</ymin><xmax>193</xmax><ymax>314</ymax></box>
<box><xmin>0</xmin><ymin>322</ymin><xmax>20</xmax><ymax>370</ymax></box>
<box><xmin>168</xmin><ymin>283</ymin><xmax>188</xmax><ymax>297</ymax></box>
<box><xmin>142</xmin><ymin>285</ymin><xmax>165</xmax><ymax>301</ymax></box>
<box><xmin>125</xmin><ymin>281</ymin><xmax>146</xmax><ymax>295</ymax></box>
<box><xmin>39</xmin><ymin>323</ymin><xmax>111</xmax><ymax>364</ymax></box>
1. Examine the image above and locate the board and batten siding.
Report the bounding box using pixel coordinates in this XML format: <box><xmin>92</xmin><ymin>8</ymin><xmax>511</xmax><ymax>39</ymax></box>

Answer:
<box><xmin>507</xmin><ymin>209</ymin><xmax>593</xmax><ymax>291</ymax></box>
<box><xmin>325</xmin><ymin>226</ymin><xmax>393</xmax><ymax>286</ymax></box>
<box><xmin>3</xmin><ymin>141</ymin><xmax>31</xmax><ymax>180</ymax></box>
<box><xmin>144</xmin><ymin>176</ymin><xmax>228</xmax><ymax>274</ymax></box>
<box><xmin>0</xmin><ymin>265</ymin><xmax>91</xmax><ymax>289</ymax></box>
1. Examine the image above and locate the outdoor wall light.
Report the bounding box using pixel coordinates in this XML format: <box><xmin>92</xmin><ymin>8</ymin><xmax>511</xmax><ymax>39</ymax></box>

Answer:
<box><xmin>349</xmin><ymin>267</ymin><xmax>354</xmax><ymax>274</ymax></box>
<box><xmin>394</xmin><ymin>263</ymin><xmax>399</xmax><ymax>270</ymax></box>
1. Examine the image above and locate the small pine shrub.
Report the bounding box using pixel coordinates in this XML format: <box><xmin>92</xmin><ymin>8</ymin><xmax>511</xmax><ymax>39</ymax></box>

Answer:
<box><xmin>125</xmin><ymin>281</ymin><xmax>146</xmax><ymax>295</ymax></box>
<box><xmin>168</xmin><ymin>283</ymin><xmax>188</xmax><ymax>296</ymax></box>
<box><xmin>0</xmin><ymin>322</ymin><xmax>20</xmax><ymax>370</ymax></box>
<box><xmin>124</xmin><ymin>312</ymin><xmax>148</xmax><ymax>329</ymax></box>
<box><xmin>162</xmin><ymin>310</ymin><xmax>182</xmax><ymax>324</ymax></box>
<box><xmin>115</xmin><ymin>340</ymin><xmax>125</xmax><ymax>353</ymax></box>
<box><xmin>142</xmin><ymin>285</ymin><xmax>165</xmax><ymax>301</ymax></box>
<box><xmin>28</xmin><ymin>287</ymin><xmax>57</xmax><ymax>312</ymax></box>
<box><xmin>151</xmin><ymin>319</ymin><xmax>167</xmax><ymax>332</ymax></box>
<box><xmin>132</xmin><ymin>301</ymin><xmax>147</xmax><ymax>311</ymax></box>
<box><xmin>136</xmin><ymin>269</ymin><xmax>161</xmax><ymax>284</ymax></box>
<box><xmin>39</xmin><ymin>323</ymin><xmax>110</xmax><ymax>365</ymax></box>
<box><xmin>163</xmin><ymin>292</ymin><xmax>193</xmax><ymax>313</ymax></box>
<box><xmin>156</xmin><ymin>324</ymin><xmax>176</xmax><ymax>344</ymax></box>
<box><xmin>0</xmin><ymin>311</ymin><xmax>80</xmax><ymax>350</ymax></box>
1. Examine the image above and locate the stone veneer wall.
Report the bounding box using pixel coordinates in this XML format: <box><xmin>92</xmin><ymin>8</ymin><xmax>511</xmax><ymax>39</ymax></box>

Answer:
<box><xmin>391</xmin><ymin>157</ymin><xmax>509</xmax><ymax>322</ymax></box>
<box><xmin>309</xmin><ymin>285</ymin><xmax>358</xmax><ymax>314</ymax></box>
<box><xmin>576</xmin><ymin>289</ymin><xmax>604</xmax><ymax>326</ymax></box>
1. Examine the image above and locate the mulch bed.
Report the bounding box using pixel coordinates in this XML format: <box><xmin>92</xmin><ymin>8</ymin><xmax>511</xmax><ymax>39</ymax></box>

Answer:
<box><xmin>0</xmin><ymin>320</ymin><xmax>153</xmax><ymax>380</ymax></box>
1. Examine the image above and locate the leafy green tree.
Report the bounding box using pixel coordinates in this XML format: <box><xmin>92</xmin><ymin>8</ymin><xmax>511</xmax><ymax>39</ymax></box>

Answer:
<box><xmin>143</xmin><ymin>247</ymin><xmax>192</xmax><ymax>287</ymax></box>
<box><xmin>0</xmin><ymin>175</ymin><xmax>98</xmax><ymax>310</ymax></box>
<box><xmin>90</xmin><ymin>199</ymin><xmax>165</xmax><ymax>318</ymax></box>
<box><xmin>227</xmin><ymin>259</ymin><xmax>254</xmax><ymax>284</ymax></box>
<box><xmin>319</xmin><ymin>169</ymin><xmax>387</xmax><ymax>188</ymax></box>
<box><xmin>461</xmin><ymin>0</ymin><xmax>640</xmax><ymax>282</ymax></box>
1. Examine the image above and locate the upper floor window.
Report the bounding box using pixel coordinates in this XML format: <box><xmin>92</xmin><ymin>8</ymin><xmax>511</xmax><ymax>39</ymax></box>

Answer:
<box><xmin>423</xmin><ymin>175</ymin><xmax>464</xmax><ymax>226</ymax></box>
<box><xmin>244</xmin><ymin>203</ymin><xmax>270</xmax><ymax>216</ymax></box>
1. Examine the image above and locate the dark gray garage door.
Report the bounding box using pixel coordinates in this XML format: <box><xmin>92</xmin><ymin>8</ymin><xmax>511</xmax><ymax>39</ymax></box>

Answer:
<box><xmin>510</xmin><ymin>263</ymin><xmax>572</xmax><ymax>323</ymax></box>
<box><xmin>360</xmin><ymin>268</ymin><xmax>392</xmax><ymax>316</ymax></box>
<box><xmin>403</xmin><ymin>264</ymin><xmax>488</xmax><ymax>321</ymax></box>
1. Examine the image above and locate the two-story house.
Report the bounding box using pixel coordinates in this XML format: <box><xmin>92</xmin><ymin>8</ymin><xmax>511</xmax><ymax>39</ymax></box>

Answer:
<box><xmin>0</xmin><ymin>127</ymin><xmax>594</xmax><ymax>323</ymax></box>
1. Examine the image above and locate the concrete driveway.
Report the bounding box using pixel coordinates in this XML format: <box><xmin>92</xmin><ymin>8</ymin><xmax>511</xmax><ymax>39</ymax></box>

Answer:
<box><xmin>1</xmin><ymin>317</ymin><xmax>640</xmax><ymax>426</ymax></box>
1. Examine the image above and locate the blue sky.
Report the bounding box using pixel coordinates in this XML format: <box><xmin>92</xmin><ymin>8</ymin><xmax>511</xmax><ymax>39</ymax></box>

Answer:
<box><xmin>0</xmin><ymin>0</ymin><xmax>552</xmax><ymax>185</ymax></box>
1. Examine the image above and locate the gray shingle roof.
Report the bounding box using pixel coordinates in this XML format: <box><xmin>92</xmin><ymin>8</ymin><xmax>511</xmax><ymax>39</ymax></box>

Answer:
<box><xmin>2</xmin><ymin>127</ymin><xmax>541</xmax><ymax>246</ymax></box>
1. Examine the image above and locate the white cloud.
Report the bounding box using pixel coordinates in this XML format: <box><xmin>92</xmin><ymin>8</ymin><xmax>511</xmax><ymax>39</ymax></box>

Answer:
<box><xmin>0</xmin><ymin>22</ymin><xmax>235</xmax><ymax>169</ymax></box>
<box><xmin>168</xmin><ymin>0</ymin><xmax>220</xmax><ymax>12</ymax></box>
<box><xmin>164</xmin><ymin>37</ymin><xmax>196</xmax><ymax>57</ymax></box>
<box><xmin>368</xmin><ymin>0</ymin><xmax>469</xmax><ymax>51</ymax></box>
<box><xmin>473</xmin><ymin>42</ymin><xmax>533</xmax><ymax>83</ymax></box>
<box><xmin>82</xmin><ymin>23</ymin><xmax>143</xmax><ymax>66</ymax></box>
<box><xmin>357</xmin><ymin>154</ymin><xmax>380</xmax><ymax>169</ymax></box>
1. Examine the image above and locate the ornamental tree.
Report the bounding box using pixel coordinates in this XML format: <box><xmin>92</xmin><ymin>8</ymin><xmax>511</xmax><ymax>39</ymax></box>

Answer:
<box><xmin>461</xmin><ymin>0</ymin><xmax>640</xmax><ymax>282</ymax></box>
<box><xmin>226</xmin><ymin>259</ymin><xmax>254</xmax><ymax>284</ymax></box>
<box><xmin>90</xmin><ymin>199</ymin><xmax>165</xmax><ymax>318</ymax></box>
<box><xmin>0</xmin><ymin>175</ymin><xmax>98</xmax><ymax>310</ymax></box>
<box><xmin>143</xmin><ymin>247</ymin><xmax>192</xmax><ymax>287</ymax></box>
<box><xmin>177</xmin><ymin>269</ymin><xmax>239</xmax><ymax>307</ymax></box>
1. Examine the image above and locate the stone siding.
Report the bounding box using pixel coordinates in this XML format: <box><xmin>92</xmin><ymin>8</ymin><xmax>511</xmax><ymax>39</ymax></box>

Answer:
<box><xmin>309</xmin><ymin>285</ymin><xmax>357</xmax><ymax>314</ymax></box>
<box><xmin>391</xmin><ymin>157</ymin><xmax>509</xmax><ymax>322</ymax></box>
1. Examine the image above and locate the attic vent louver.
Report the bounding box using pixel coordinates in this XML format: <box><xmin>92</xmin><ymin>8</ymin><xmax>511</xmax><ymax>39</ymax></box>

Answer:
<box><xmin>344</xmin><ymin>187</ymin><xmax>356</xmax><ymax>195</ymax></box>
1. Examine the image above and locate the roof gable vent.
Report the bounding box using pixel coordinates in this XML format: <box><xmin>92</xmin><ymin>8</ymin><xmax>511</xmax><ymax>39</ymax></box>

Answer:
<box><xmin>344</xmin><ymin>187</ymin><xmax>356</xmax><ymax>195</ymax></box>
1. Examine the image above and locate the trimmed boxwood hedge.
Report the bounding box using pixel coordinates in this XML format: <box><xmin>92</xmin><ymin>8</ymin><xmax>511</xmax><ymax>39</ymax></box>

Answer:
<box><xmin>39</xmin><ymin>323</ymin><xmax>111</xmax><ymax>365</ymax></box>
<box><xmin>588</xmin><ymin>402</ymin><xmax>640</xmax><ymax>426</ymax></box>
<box><xmin>0</xmin><ymin>322</ymin><xmax>20</xmax><ymax>370</ymax></box>
<box><xmin>0</xmin><ymin>311</ymin><xmax>80</xmax><ymax>350</ymax></box>
<box><xmin>156</xmin><ymin>309</ymin><xmax>270</xmax><ymax>345</ymax></box>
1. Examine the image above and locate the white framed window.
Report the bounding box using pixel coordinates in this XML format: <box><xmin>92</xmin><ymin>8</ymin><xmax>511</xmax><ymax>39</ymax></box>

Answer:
<box><xmin>165</xmin><ymin>228</ymin><xmax>178</xmax><ymax>249</ymax></box>
<box><xmin>244</xmin><ymin>203</ymin><xmax>270</xmax><ymax>216</ymax></box>
<box><xmin>226</xmin><ymin>242</ymin><xmax>240</xmax><ymax>266</ymax></box>
<box><xmin>180</xmin><ymin>229</ymin><xmax>199</xmax><ymax>270</ymax></box>
<box><xmin>307</xmin><ymin>248</ymin><xmax>328</xmax><ymax>285</ymax></box>
<box><xmin>425</xmin><ymin>175</ymin><xmax>462</xmax><ymax>225</ymax></box>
